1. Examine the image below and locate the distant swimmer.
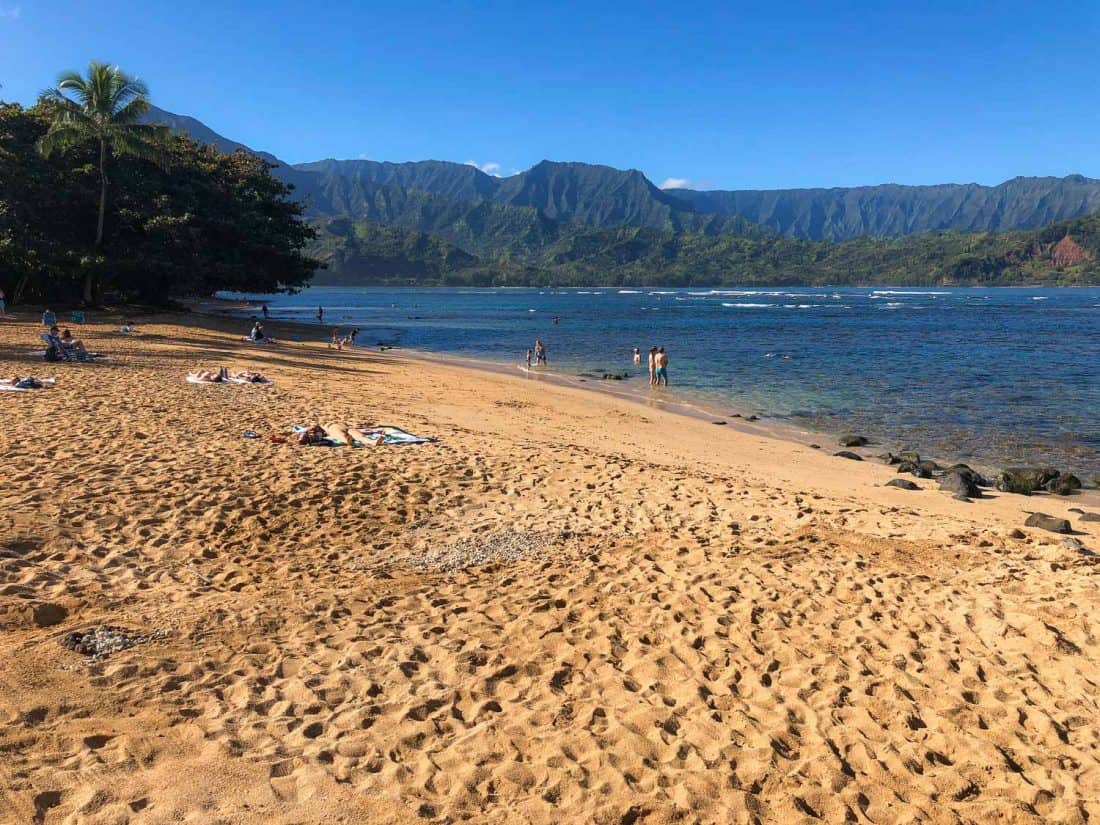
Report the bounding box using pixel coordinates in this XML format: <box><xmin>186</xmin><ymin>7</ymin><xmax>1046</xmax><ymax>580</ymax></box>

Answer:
<box><xmin>632</xmin><ymin>347</ymin><xmax>641</xmax><ymax>365</ymax></box>
<box><xmin>553</xmin><ymin>316</ymin><xmax>561</xmax><ymax>325</ymax></box>
<box><xmin>317</xmin><ymin>305</ymin><xmax>324</xmax><ymax>323</ymax></box>
<box><xmin>261</xmin><ymin>304</ymin><xmax>269</xmax><ymax>319</ymax></box>
<box><xmin>648</xmin><ymin>346</ymin><xmax>658</xmax><ymax>385</ymax></box>
<box><xmin>654</xmin><ymin>346</ymin><xmax>669</xmax><ymax>386</ymax></box>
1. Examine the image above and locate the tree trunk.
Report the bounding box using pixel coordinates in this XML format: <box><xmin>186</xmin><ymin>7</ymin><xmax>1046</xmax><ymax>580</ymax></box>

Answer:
<box><xmin>85</xmin><ymin>138</ymin><xmax>108</xmax><ymax>305</ymax></box>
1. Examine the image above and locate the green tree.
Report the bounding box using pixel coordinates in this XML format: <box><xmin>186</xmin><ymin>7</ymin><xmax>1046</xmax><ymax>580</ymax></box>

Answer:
<box><xmin>36</xmin><ymin>61</ymin><xmax>165</xmax><ymax>303</ymax></box>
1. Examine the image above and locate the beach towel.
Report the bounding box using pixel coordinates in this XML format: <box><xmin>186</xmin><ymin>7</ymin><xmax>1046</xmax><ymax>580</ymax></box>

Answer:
<box><xmin>354</xmin><ymin>425</ymin><xmax>434</xmax><ymax>445</ymax></box>
<box><xmin>186</xmin><ymin>374</ymin><xmax>224</xmax><ymax>384</ymax></box>
<box><xmin>187</xmin><ymin>373</ymin><xmax>270</xmax><ymax>385</ymax></box>
<box><xmin>0</xmin><ymin>377</ymin><xmax>55</xmax><ymax>391</ymax></box>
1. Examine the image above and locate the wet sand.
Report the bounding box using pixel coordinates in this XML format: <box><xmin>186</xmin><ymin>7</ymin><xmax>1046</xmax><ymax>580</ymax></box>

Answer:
<box><xmin>0</xmin><ymin>311</ymin><xmax>1097</xmax><ymax>824</ymax></box>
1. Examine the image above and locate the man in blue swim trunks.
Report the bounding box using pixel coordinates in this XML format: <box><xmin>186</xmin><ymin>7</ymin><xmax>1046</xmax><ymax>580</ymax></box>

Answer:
<box><xmin>654</xmin><ymin>346</ymin><xmax>669</xmax><ymax>386</ymax></box>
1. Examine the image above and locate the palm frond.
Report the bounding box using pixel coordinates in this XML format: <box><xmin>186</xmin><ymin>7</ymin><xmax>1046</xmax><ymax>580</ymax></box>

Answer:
<box><xmin>109</xmin><ymin>130</ymin><xmax>167</xmax><ymax>166</ymax></box>
<box><xmin>36</xmin><ymin>123</ymin><xmax>92</xmax><ymax>157</ymax></box>
<box><xmin>113</xmin><ymin>95</ymin><xmax>152</xmax><ymax>125</ymax></box>
<box><xmin>109</xmin><ymin>75</ymin><xmax>150</xmax><ymax>112</ymax></box>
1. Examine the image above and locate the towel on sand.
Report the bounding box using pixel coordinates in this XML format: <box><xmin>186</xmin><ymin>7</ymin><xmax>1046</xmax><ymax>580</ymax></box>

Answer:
<box><xmin>0</xmin><ymin>377</ymin><xmax>56</xmax><ymax>391</ymax></box>
<box><xmin>354</xmin><ymin>425</ymin><xmax>434</xmax><ymax>445</ymax></box>
<box><xmin>289</xmin><ymin>424</ymin><xmax>433</xmax><ymax>447</ymax></box>
<box><xmin>187</xmin><ymin>374</ymin><xmax>271</xmax><ymax>385</ymax></box>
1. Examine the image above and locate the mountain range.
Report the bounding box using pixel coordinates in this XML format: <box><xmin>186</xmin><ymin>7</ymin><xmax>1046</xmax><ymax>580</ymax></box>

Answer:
<box><xmin>143</xmin><ymin>105</ymin><xmax>1100</xmax><ymax>286</ymax></box>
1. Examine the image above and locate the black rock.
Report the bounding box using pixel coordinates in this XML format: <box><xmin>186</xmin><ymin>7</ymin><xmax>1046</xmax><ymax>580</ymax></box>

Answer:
<box><xmin>898</xmin><ymin>451</ymin><xmax>921</xmax><ymax>464</ymax></box>
<box><xmin>1079</xmin><ymin>512</ymin><xmax>1100</xmax><ymax>523</ymax></box>
<box><xmin>1047</xmin><ymin>474</ymin><xmax>1082</xmax><ymax>496</ymax></box>
<box><xmin>885</xmin><ymin>479</ymin><xmax>920</xmax><ymax>490</ymax></box>
<box><xmin>918</xmin><ymin>460</ymin><xmax>943</xmax><ymax>475</ymax></box>
<box><xmin>839</xmin><ymin>435</ymin><xmax>868</xmax><ymax>447</ymax></box>
<box><xmin>939</xmin><ymin>470</ymin><xmax>982</xmax><ymax>499</ymax></box>
<box><xmin>834</xmin><ymin>451</ymin><xmax>863</xmax><ymax>461</ymax></box>
<box><xmin>712</xmin><ymin>420</ymin><xmax>726</xmax><ymax>426</ymax></box>
<box><xmin>1024</xmin><ymin>513</ymin><xmax>1072</xmax><ymax>534</ymax></box>
<box><xmin>746</xmin><ymin>415</ymin><xmax>759</xmax><ymax>422</ymax></box>
<box><xmin>897</xmin><ymin>461</ymin><xmax>932</xmax><ymax>479</ymax></box>
<box><xmin>947</xmin><ymin>464</ymin><xmax>990</xmax><ymax>488</ymax></box>
<box><xmin>952</xmin><ymin>494</ymin><xmax>972</xmax><ymax>502</ymax></box>
<box><xmin>808</xmin><ymin>444</ymin><xmax>820</xmax><ymax>449</ymax></box>
<box><xmin>879</xmin><ymin>453</ymin><xmax>902</xmax><ymax>465</ymax></box>
<box><xmin>997</xmin><ymin>467</ymin><xmax>1060</xmax><ymax>495</ymax></box>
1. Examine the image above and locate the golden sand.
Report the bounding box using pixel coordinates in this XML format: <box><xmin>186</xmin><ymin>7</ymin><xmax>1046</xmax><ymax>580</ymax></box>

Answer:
<box><xmin>0</xmin><ymin>312</ymin><xmax>1097</xmax><ymax>824</ymax></box>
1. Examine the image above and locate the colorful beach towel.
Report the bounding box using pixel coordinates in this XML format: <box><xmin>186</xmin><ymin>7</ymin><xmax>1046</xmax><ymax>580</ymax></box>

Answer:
<box><xmin>354</xmin><ymin>425</ymin><xmax>434</xmax><ymax>445</ymax></box>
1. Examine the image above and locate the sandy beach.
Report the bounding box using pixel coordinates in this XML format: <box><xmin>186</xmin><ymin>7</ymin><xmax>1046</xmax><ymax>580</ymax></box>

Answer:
<box><xmin>1</xmin><ymin>311</ymin><xmax>1097</xmax><ymax>825</ymax></box>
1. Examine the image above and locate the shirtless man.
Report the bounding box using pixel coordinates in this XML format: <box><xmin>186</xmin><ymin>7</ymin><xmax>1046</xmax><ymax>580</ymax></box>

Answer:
<box><xmin>654</xmin><ymin>346</ymin><xmax>669</xmax><ymax>386</ymax></box>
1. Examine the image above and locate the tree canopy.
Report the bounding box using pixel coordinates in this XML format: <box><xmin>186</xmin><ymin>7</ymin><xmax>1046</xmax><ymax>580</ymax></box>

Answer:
<box><xmin>0</xmin><ymin>98</ymin><xmax>320</xmax><ymax>305</ymax></box>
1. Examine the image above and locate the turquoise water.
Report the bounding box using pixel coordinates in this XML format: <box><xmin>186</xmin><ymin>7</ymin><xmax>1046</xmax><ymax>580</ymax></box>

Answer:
<box><xmin>223</xmin><ymin>286</ymin><xmax>1100</xmax><ymax>479</ymax></box>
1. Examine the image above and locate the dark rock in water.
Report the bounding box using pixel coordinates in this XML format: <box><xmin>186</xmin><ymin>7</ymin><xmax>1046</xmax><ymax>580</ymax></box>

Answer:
<box><xmin>1078</xmin><ymin>512</ymin><xmax>1100</xmax><ymax>522</ymax></box>
<box><xmin>997</xmin><ymin>467</ymin><xmax>1060</xmax><ymax>495</ymax></box>
<box><xmin>1047</xmin><ymin>474</ymin><xmax>1082</xmax><ymax>496</ymax></box>
<box><xmin>1024</xmin><ymin>513</ymin><xmax>1072</xmax><ymax>534</ymax></box>
<box><xmin>879</xmin><ymin>453</ymin><xmax>902</xmax><ymax>465</ymax></box>
<box><xmin>940</xmin><ymin>471</ymin><xmax>982</xmax><ymax>499</ymax></box>
<box><xmin>897</xmin><ymin>461</ymin><xmax>932</xmax><ymax>479</ymax></box>
<box><xmin>746</xmin><ymin>415</ymin><xmax>759</xmax><ymax>422</ymax></box>
<box><xmin>885</xmin><ymin>479</ymin><xmax>920</xmax><ymax>490</ymax></box>
<box><xmin>834</xmin><ymin>451</ymin><xmax>863</xmax><ymax>461</ymax></box>
<box><xmin>839</xmin><ymin>435</ymin><xmax>868</xmax><ymax>447</ymax></box>
<box><xmin>601</xmin><ymin>373</ymin><xmax>627</xmax><ymax>380</ymax></box>
<box><xmin>947</xmin><ymin>464</ymin><xmax>990</xmax><ymax>488</ymax></box>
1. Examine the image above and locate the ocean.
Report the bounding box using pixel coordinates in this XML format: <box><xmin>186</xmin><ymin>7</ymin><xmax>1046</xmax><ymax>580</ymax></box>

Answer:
<box><xmin>222</xmin><ymin>286</ymin><xmax>1100</xmax><ymax>480</ymax></box>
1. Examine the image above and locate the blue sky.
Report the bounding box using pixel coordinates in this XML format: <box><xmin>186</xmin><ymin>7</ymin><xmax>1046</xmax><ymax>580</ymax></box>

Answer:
<box><xmin>2</xmin><ymin>1</ymin><xmax>1098</xmax><ymax>189</ymax></box>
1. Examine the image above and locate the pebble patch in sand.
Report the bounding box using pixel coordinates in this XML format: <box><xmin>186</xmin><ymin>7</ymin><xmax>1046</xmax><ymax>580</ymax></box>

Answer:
<box><xmin>410</xmin><ymin>529</ymin><xmax>564</xmax><ymax>572</ymax></box>
<box><xmin>60</xmin><ymin>625</ymin><xmax>171</xmax><ymax>662</ymax></box>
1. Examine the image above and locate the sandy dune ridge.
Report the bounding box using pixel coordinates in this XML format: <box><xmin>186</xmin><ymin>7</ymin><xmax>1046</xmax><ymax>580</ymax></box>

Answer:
<box><xmin>0</xmin><ymin>313</ymin><xmax>1097</xmax><ymax>824</ymax></box>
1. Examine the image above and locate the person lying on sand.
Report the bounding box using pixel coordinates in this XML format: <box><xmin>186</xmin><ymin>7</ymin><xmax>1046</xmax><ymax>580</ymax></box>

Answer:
<box><xmin>0</xmin><ymin>376</ymin><xmax>52</xmax><ymax>389</ymax></box>
<box><xmin>321</xmin><ymin>423</ymin><xmax>385</xmax><ymax>446</ymax></box>
<box><xmin>189</xmin><ymin>368</ymin><xmax>228</xmax><ymax>383</ymax></box>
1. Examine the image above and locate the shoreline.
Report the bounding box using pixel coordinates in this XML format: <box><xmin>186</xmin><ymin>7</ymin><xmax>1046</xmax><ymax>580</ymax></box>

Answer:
<box><xmin>208</xmin><ymin>298</ymin><xmax>1099</xmax><ymax>486</ymax></box>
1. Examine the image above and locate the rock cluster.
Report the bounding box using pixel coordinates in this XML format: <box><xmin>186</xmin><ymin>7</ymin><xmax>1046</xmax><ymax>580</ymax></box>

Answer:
<box><xmin>996</xmin><ymin>468</ymin><xmax>1081</xmax><ymax>496</ymax></box>
<box><xmin>411</xmin><ymin>530</ymin><xmax>563</xmax><ymax>573</ymax></box>
<box><xmin>60</xmin><ymin>625</ymin><xmax>170</xmax><ymax>661</ymax></box>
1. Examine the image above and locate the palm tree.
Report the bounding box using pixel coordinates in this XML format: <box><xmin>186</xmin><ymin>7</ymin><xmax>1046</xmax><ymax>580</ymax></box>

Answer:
<box><xmin>37</xmin><ymin>61</ymin><xmax>165</xmax><ymax>304</ymax></box>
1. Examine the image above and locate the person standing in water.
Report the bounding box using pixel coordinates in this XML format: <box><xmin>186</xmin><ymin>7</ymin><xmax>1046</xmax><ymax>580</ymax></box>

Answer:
<box><xmin>525</xmin><ymin>349</ymin><xmax>533</xmax><ymax>369</ymax></box>
<box><xmin>648</xmin><ymin>347</ymin><xmax>658</xmax><ymax>385</ymax></box>
<box><xmin>632</xmin><ymin>347</ymin><xmax>641</xmax><ymax>365</ymax></box>
<box><xmin>261</xmin><ymin>304</ymin><xmax>269</xmax><ymax>319</ymax></box>
<box><xmin>534</xmin><ymin>339</ymin><xmax>547</xmax><ymax>366</ymax></box>
<box><xmin>654</xmin><ymin>346</ymin><xmax>669</xmax><ymax>386</ymax></box>
<box><xmin>317</xmin><ymin>306</ymin><xmax>324</xmax><ymax>324</ymax></box>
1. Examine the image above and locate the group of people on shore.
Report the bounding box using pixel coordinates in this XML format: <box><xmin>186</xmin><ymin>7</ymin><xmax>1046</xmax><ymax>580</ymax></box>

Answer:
<box><xmin>525</xmin><ymin>339</ymin><xmax>548</xmax><ymax>369</ymax></box>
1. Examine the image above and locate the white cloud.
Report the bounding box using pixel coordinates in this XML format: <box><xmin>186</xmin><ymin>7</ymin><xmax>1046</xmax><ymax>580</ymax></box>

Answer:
<box><xmin>658</xmin><ymin>177</ymin><xmax>691</xmax><ymax>190</ymax></box>
<box><xmin>465</xmin><ymin>160</ymin><xmax>504</xmax><ymax>177</ymax></box>
<box><xmin>0</xmin><ymin>4</ymin><xmax>21</xmax><ymax>19</ymax></box>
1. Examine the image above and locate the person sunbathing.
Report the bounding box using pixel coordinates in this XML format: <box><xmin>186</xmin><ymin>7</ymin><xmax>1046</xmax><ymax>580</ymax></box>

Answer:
<box><xmin>230</xmin><ymin>370</ymin><xmax>267</xmax><ymax>383</ymax></box>
<box><xmin>321</xmin><ymin>423</ymin><xmax>384</xmax><ymax>446</ymax></box>
<box><xmin>189</xmin><ymin>367</ymin><xmax>228</xmax><ymax>383</ymax></box>
<box><xmin>59</xmin><ymin>328</ymin><xmax>88</xmax><ymax>356</ymax></box>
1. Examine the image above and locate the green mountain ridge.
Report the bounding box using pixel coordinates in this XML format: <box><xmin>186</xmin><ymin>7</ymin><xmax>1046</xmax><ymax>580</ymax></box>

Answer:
<box><xmin>142</xmin><ymin>106</ymin><xmax>1100</xmax><ymax>287</ymax></box>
